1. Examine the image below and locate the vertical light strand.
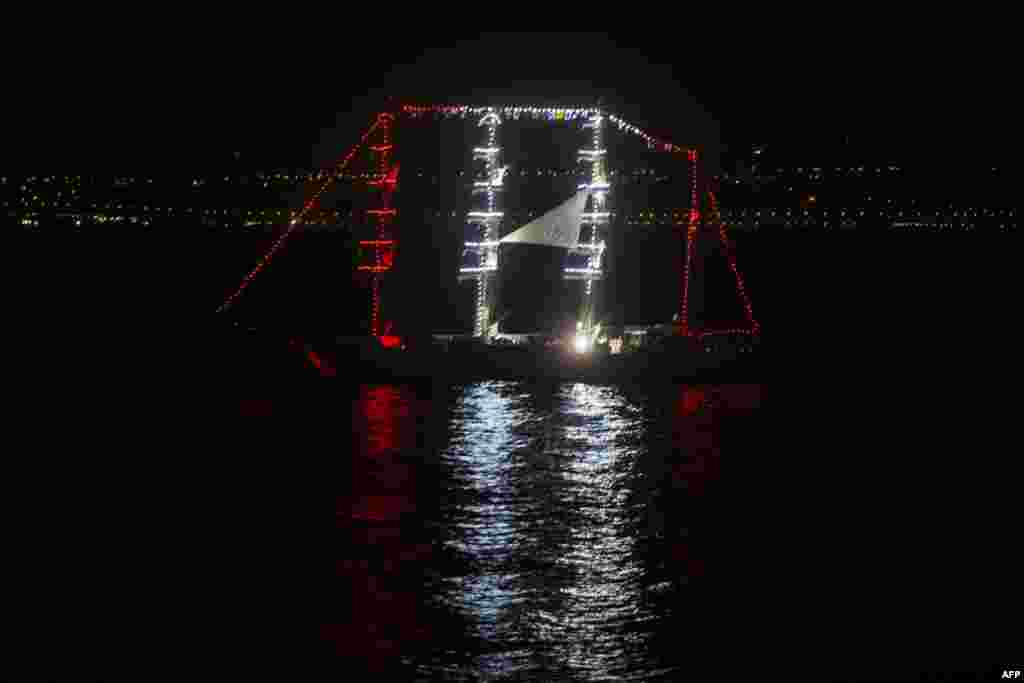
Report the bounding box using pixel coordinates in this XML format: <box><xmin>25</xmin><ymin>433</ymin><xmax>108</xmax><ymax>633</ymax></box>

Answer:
<box><xmin>371</xmin><ymin>119</ymin><xmax>386</xmax><ymax>337</ymax></box>
<box><xmin>681</xmin><ymin>149</ymin><xmax>699</xmax><ymax>334</ymax></box>
<box><xmin>483</xmin><ymin>111</ymin><xmax>501</xmax><ymax>339</ymax></box>
<box><xmin>570</xmin><ymin>109</ymin><xmax>607</xmax><ymax>334</ymax></box>
<box><xmin>371</xmin><ymin>277</ymin><xmax>381</xmax><ymax>338</ymax></box>
<box><xmin>477</xmin><ymin>116</ymin><xmax>492</xmax><ymax>337</ymax></box>
<box><xmin>586</xmin><ymin>112</ymin><xmax>603</xmax><ymax>301</ymax></box>
<box><xmin>364</xmin><ymin>112</ymin><xmax>396</xmax><ymax>337</ymax></box>
<box><xmin>461</xmin><ymin>110</ymin><xmax>503</xmax><ymax>338</ymax></box>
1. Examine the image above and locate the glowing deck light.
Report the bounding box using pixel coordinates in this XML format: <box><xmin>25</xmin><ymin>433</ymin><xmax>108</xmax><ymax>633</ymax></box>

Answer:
<box><xmin>574</xmin><ymin>334</ymin><xmax>591</xmax><ymax>354</ymax></box>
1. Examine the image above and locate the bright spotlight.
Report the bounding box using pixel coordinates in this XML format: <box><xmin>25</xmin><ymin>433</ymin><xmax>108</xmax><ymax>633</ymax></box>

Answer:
<box><xmin>574</xmin><ymin>334</ymin><xmax>591</xmax><ymax>354</ymax></box>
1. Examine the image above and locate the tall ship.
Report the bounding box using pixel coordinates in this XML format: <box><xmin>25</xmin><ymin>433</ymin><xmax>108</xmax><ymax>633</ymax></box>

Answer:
<box><xmin>203</xmin><ymin>102</ymin><xmax>764</xmax><ymax>382</ymax></box>
<box><xmin>280</xmin><ymin>103</ymin><xmax>764</xmax><ymax>383</ymax></box>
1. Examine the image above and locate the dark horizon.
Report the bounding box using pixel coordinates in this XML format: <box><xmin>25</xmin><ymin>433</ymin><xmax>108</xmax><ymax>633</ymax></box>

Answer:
<box><xmin>13</xmin><ymin>30</ymin><xmax>1012</xmax><ymax>176</ymax></box>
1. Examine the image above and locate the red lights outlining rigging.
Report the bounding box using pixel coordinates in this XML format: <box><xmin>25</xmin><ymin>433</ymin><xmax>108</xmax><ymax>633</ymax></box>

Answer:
<box><xmin>217</xmin><ymin>102</ymin><xmax>758</xmax><ymax>343</ymax></box>
<box><xmin>216</xmin><ymin>115</ymin><xmax>386</xmax><ymax>314</ymax></box>
<box><xmin>357</xmin><ymin>112</ymin><xmax>399</xmax><ymax>338</ymax></box>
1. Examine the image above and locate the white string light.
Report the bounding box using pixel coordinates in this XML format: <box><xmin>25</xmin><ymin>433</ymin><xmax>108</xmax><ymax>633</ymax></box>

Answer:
<box><xmin>459</xmin><ymin>110</ymin><xmax>504</xmax><ymax>338</ymax></box>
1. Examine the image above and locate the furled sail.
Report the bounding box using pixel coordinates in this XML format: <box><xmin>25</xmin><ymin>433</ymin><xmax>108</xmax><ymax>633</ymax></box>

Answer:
<box><xmin>499</xmin><ymin>190</ymin><xmax>589</xmax><ymax>249</ymax></box>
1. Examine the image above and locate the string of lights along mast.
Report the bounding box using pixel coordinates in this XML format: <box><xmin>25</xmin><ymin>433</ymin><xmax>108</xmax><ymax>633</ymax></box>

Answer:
<box><xmin>458</xmin><ymin>110</ymin><xmax>503</xmax><ymax>337</ymax></box>
<box><xmin>356</xmin><ymin>113</ymin><xmax>397</xmax><ymax>336</ymax></box>
<box><xmin>576</xmin><ymin>109</ymin><xmax>609</xmax><ymax>298</ymax></box>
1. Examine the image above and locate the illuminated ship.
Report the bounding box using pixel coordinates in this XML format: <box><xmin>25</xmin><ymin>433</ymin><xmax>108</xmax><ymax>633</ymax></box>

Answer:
<box><xmin>304</xmin><ymin>188</ymin><xmax>760</xmax><ymax>382</ymax></box>
<box><xmin>301</xmin><ymin>329</ymin><xmax>760</xmax><ymax>384</ymax></box>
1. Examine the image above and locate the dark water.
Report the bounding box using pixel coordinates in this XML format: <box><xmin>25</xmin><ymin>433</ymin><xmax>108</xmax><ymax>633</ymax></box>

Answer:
<box><xmin>330</xmin><ymin>381</ymin><xmax>760</xmax><ymax>680</ymax></box>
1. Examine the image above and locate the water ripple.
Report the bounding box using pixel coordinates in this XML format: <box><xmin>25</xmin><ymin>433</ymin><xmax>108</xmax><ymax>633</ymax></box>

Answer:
<box><xmin>342</xmin><ymin>382</ymin><xmax>761</xmax><ymax>680</ymax></box>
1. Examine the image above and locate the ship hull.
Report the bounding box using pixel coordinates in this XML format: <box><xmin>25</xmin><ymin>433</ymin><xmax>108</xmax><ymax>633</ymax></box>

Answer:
<box><xmin>316</xmin><ymin>343</ymin><xmax>762</xmax><ymax>385</ymax></box>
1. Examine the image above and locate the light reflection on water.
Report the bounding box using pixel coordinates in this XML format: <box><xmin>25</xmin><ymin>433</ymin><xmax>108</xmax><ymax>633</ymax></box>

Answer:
<box><xmin>337</xmin><ymin>381</ymin><xmax>761</xmax><ymax>681</ymax></box>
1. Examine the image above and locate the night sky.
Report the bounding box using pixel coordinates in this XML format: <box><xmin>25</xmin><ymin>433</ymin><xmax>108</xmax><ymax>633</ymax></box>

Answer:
<box><xmin>16</xmin><ymin>29</ymin><xmax>1011</xmax><ymax>170</ymax></box>
<box><xmin>291</xmin><ymin>32</ymin><xmax>1010</xmax><ymax>169</ymax></box>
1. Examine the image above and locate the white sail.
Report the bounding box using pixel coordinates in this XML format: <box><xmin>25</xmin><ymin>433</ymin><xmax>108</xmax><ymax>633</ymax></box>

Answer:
<box><xmin>500</xmin><ymin>190</ymin><xmax>589</xmax><ymax>249</ymax></box>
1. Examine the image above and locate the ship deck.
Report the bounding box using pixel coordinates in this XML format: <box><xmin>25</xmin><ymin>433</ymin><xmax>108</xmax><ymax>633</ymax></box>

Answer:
<box><xmin>314</xmin><ymin>342</ymin><xmax>762</xmax><ymax>384</ymax></box>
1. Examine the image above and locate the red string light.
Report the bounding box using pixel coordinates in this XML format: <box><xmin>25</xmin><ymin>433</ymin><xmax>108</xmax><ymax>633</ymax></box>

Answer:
<box><xmin>677</xmin><ymin>154</ymin><xmax>758</xmax><ymax>339</ymax></box>
<box><xmin>678</xmin><ymin>150</ymin><xmax>700</xmax><ymax>335</ymax></box>
<box><xmin>371</xmin><ymin>277</ymin><xmax>381</xmax><ymax>336</ymax></box>
<box><xmin>681</xmin><ymin>216</ymin><xmax>697</xmax><ymax>336</ymax></box>
<box><xmin>216</xmin><ymin>115</ymin><xmax>386</xmax><ymax>314</ymax></box>
<box><xmin>362</xmin><ymin>112</ymin><xmax>398</xmax><ymax>338</ymax></box>
<box><xmin>709</xmin><ymin>191</ymin><xmax>760</xmax><ymax>336</ymax></box>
